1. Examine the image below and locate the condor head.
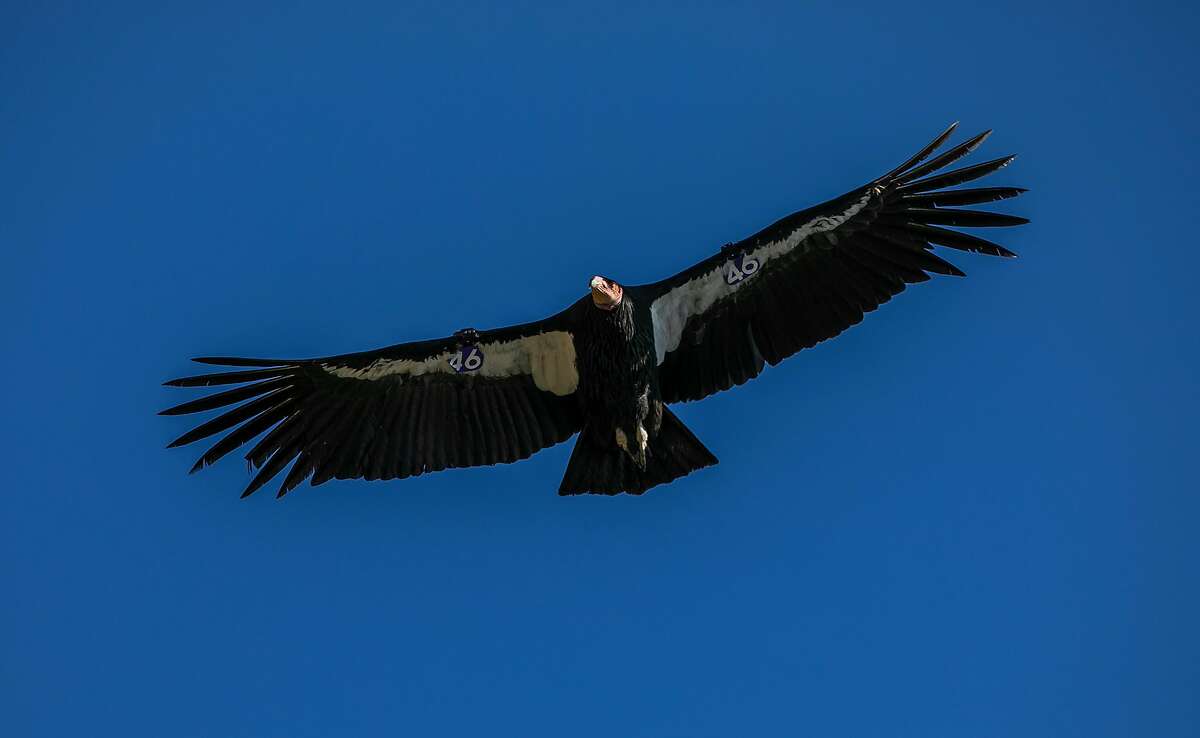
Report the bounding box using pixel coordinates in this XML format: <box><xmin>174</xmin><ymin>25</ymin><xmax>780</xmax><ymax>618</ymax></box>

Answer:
<box><xmin>589</xmin><ymin>275</ymin><xmax>624</xmax><ymax>311</ymax></box>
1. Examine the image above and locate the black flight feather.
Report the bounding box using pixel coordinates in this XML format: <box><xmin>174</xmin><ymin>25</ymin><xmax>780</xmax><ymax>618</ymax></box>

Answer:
<box><xmin>897</xmin><ymin>155</ymin><xmax>1016</xmax><ymax>193</ymax></box>
<box><xmin>895</xmin><ymin>130</ymin><xmax>992</xmax><ymax>184</ymax></box>
<box><xmin>898</xmin><ymin>187</ymin><xmax>1026</xmax><ymax>207</ymax></box>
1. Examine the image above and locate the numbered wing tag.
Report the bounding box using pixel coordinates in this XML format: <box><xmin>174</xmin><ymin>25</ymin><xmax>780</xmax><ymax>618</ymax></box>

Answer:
<box><xmin>723</xmin><ymin>252</ymin><xmax>761</xmax><ymax>285</ymax></box>
<box><xmin>448</xmin><ymin>344</ymin><xmax>484</xmax><ymax>373</ymax></box>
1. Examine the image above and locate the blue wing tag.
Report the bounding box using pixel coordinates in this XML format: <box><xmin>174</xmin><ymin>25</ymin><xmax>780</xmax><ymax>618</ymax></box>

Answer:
<box><xmin>723</xmin><ymin>252</ymin><xmax>761</xmax><ymax>285</ymax></box>
<box><xmin>449</xmin><ymin>345</ymin><xmax>484</xmax><ymax>373</ymax></box>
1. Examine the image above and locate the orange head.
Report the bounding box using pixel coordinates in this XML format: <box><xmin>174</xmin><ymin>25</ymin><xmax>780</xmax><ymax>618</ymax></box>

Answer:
<box><xmin>589</xmin><ymin>275</ymin><xmax>623</xmax><ymax>311</ymax></box>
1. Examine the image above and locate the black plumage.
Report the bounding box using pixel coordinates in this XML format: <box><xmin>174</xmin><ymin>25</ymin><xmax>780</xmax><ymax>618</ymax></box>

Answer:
<box><xmin>163</xmin><ymin>123</ymin><xmax>1028</xmax><ymax>497</ymax></box>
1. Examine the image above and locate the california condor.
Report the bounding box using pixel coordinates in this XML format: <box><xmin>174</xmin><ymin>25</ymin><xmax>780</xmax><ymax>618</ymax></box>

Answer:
<box><xmin>162</xmin><ymin>123</ymin><xmax>1028</xmax><ymax>497</ymax></box>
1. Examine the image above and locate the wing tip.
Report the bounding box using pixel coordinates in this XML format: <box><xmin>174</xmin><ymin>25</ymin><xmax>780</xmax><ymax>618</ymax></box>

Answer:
<box><xmin>969</xmin><ymin>128</ymin><xmax>993</xmax><ymax>148</ymax></box>
<box><xmin>991</xmin><ymin>154</ymin><xmax>1018</xmax><ymax>172</ymax></box>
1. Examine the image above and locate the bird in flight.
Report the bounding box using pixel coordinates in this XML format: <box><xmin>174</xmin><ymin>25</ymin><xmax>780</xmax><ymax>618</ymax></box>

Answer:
<box><xmin>162</xmin><ymin>123</ymin><xmax>1027</xmax><ymax>497</ymax></box>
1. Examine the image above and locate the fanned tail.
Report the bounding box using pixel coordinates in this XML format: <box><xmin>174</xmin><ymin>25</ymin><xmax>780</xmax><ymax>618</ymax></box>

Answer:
<box><xmin>558</xmin><ymin>407</ymin><xmax>717</xmax><ymax>495</ymax></box>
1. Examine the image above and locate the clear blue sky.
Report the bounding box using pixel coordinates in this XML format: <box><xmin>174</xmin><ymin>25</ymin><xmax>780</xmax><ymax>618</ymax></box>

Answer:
<box><xmin>3</xmin><ymin>2</ymin><xmax>1197</xmax><ymax>736</ymax></box>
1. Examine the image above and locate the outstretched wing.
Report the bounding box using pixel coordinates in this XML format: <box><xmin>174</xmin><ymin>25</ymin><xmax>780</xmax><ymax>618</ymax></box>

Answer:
<box><xmin>644</xmin><ymin>123</ymin><xmax>1028</xmax><ymax>403</ymax></box>
<box><xmin>161</xmin><ymin>303</ymin><xmax>585</xmax><ymax>498</ymax></box>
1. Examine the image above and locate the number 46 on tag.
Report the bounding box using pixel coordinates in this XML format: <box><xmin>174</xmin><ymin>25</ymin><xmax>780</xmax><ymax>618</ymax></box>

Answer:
<box><xmin>449</xmin><ymin>345</ymin><xmax>483</xmax><ymax>373</ymax></box>
<box><xmin>724</xmin><ymin>253</ymin><xmax>760</xmax><ymax>285</ymax></box>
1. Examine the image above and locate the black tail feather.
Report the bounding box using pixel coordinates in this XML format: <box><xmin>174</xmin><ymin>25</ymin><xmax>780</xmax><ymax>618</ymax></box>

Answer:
<box><xmin>558</xmin><ymin>407</ymin><xmax>717</xmax><ymax>495</ymax></box>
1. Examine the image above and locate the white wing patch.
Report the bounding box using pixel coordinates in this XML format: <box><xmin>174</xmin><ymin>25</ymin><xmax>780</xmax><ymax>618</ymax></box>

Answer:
<box><xmin>322</xmin><ymin>330</ymin><xmax>579</xmax><ymax>396</ymax></box>
<box><xmin>650</xmin><ymin>190</ymin><xmax>874</xmax><ymax>364</ymax></box>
